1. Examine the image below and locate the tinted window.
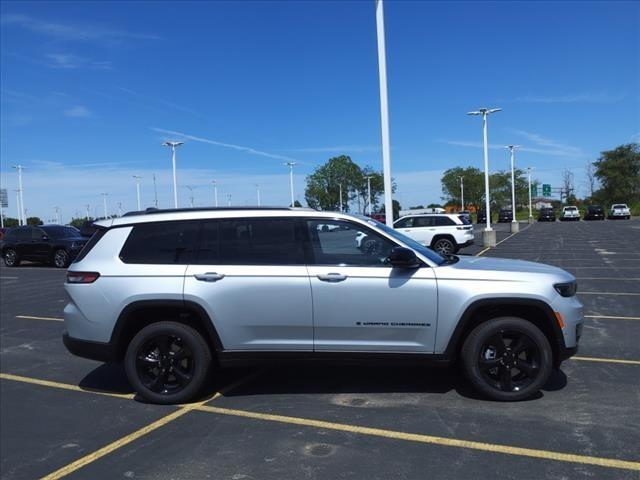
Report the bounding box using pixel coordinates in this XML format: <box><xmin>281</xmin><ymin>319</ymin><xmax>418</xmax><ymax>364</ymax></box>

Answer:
<box><xmin>307</xmin><ymin>220</ymin><xmax>395</xmax><ymax>266</ymax></box>
<box><xmin>42</xmin><ymin>226</ymin><xmax>79</xmax><ymax>238</ymax></box>
<box><xmin>10</xmin><ymin>228</ymin><xmax>31</xmax><ymax>241</ymax></box>
<box><xmin>458</xmin><ymin>215</ymin><xmax>472</xmax><ymax>225</ymax></box>
<box><xmin>394</xmin><ymin>217</ymin><xmax>414</xmax><ymax>228</ymax></box>
<box><xmin>194</xmin><ymin>220</ymin><xmax>220</xmax><ymax>264</ymax></box>
<box><xmin>434</xmin><ymin>216</ymin><xmax>455</xmax><ymax>226</ymax></box>
<box><xmin>120</xmin><ymin>221</ymin><xmax>199</xmax><ymax>264</ymax></box>
<box><xmin>73</xmin><ymin>229</ymin><xmax>106</xmax><ymax>263</ymax></box>
<box><xmin>218</xmin><ymin>218</ymin><xmax>304</xmax><ymax>265</ymax></box>
<box><xmin>415</xmin><ymin>217</ymin><xmax>434</xmax><ymax>227</ymax></box>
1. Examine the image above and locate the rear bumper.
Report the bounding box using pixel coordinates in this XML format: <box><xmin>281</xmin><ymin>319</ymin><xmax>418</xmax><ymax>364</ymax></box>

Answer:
<box><xmin>63</xmin><ymin>332</ymin><xmax>117</xmax><ymax>363</ymax></box>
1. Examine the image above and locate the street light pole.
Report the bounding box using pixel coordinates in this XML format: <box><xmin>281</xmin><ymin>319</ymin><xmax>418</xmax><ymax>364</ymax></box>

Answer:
<box><xmin>185</xmin><ymin>186</ymin><xmax>195</xmax><ymax>208</ymax></box>
<box><xmin>152</xmin><ymin>173</ymin><xmax>158</xmax><ymax>208</ymax></box>
<box><xmin>117</xmin><ymin>202</ymin><xmax>123</xmax><ymax>217</ymax></box>
<box><xmin>133</xmin><ymin>175</ymin><xmax>142</xmax><ymax>211</ymax></box>
<box><xmin>101</xmin><ymin>193</ymin><xmax>108</xmax><ymax>218</ymax></box>
<box><xmin>14</xmin><ymin>190</ymin><xmax>22</xmax><ymax>226</ymax></box>
<box><xmin>527</xmin><ymin>167</ymin><xmax>533</xmax><ymax>223</ymax></box>
<box><xmin>284</xmin><ymin>162</ymin><xmax>296</xmax><ymax>206</ymax></box>
<box><xmin>256</xmin><ymin>184</ymin><xmax>261</xmax><ymax>207</ymax></box>
<box><xmin>12</xmin><ymin>165</ymin><xmax>25</xmax><ymax>226</ymax></box>
<box><xmin>54</xmin><ymin>206</ymin><xmax>60</xmax><ymax>224</ymax></box>
<box><xmin>366</xmin><ymin>176</ymin><xmax>373</xmax><ymax>215</ymax></box>
<box><xmin>162</xmin><ymin>141</ymin><xmax>184</xmax><ymax>209</ymax></box>
<box><xmin>459</xmin><ymin>176</ymin><xmax>464</xmax><ymax>211</ymax></box>
<box><xmin>339</xmin><ymin>183</ymin><xmax>343</xmax><ymax>212</ymax></box>
<box><xmin>467</xmin><ymin>107</ymin><xmax>501</xmax><ymax>246</ymax></box>
<box><xmin>85</xmin><ymin>204</ymin><xmax>91</xmax><ymax>220</ymax></box>
<box><xmin>227</xmin><ymin>194</ymin><xmax>232</xmax><ymax>207</ymax></box>
<box><xmin>506</xmin><ymin>145</ymin><xmax>521</xmax><ymax>232</ymax></box>
<box><xmin>212</xmin><ymin>180</ymin><xmax>218</xmax><ymax>207</ymax></box>
<box><xmin>375</xmin><ymin>0</ymin><xmax>394</xmax><ymax>227</ymax></box>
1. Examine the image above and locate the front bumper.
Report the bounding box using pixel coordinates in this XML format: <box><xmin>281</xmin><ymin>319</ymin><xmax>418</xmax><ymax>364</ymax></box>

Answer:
<box><xmin>458</xmin><ymin>239</ymin><xmax>474</xmax><ymax>248</ymax></box>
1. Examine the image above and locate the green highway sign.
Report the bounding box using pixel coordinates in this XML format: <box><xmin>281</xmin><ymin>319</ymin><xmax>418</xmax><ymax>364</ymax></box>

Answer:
<box><xmin>542</xmin><ymin>184</ymin><xmax>551</xmax><ymax>197</ymax></box>
<box><xmin>531</xmin><ymin>185</ymin><xmax>538</xmax><ymax>197</ymax></box>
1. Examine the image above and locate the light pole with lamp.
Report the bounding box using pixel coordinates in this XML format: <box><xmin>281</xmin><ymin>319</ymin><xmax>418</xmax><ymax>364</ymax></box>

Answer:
<box><xmin>133</xmin><ymin>175</ymin><xmax>142</xmax><ymax>211</ymax></box>
<box><xmin>527</xmin><ymin>167</ymin><xmax>534</xmax><ymax>223</ymax></box>
<box><xmin>284</xmin><ymin>162</ymin><xmax>296</xmax><ymax>207</ymax></box>
<box><xmin>162</xmin><ymin>141</ymin><xmax>184</xmax><ymax>208</ymax></box>
<box><xmin>467</xmin><ymin>107</ymin><xmax>501</xmax><ymax>247</ymax></box>
<box><xmin>506</xmin><ymin>145</ymin><xmax>521</xmax><ymax>233</ymax></box>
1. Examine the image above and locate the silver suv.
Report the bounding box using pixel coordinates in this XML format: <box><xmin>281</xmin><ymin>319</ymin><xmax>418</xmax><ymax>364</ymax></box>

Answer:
<box><xmin>63</xmin><ymin>207</ymin><xmax>583</xmax><ymax>404</ymax></box>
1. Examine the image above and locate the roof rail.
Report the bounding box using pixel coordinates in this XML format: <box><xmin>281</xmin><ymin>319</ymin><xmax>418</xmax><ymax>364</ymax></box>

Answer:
<box><xmin>121</xmin><ymin>206</ymin><xmax>314</xmax><ymax>217</ymax></box>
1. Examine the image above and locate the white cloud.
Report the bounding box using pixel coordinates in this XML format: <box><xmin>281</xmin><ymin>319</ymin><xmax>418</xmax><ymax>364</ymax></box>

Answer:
<box><xmin>285</xmin><ymin>145</ymin><xmax>380</xmax><ymax>153</ymax></box>
<box><xmin>1</xmin><ymin>13</ymin><xmax>159</xmax><ymax>45</ymax></box>
<box><xmin>152</xmin><ymin>127</ymin><xmax>299</xmax><ymax>163</ymax></box>
<box><xmin>45</xmin><ymin>53</ymin><xmax>112</xmax><ymax>70</ymax></box>
<box><xmin>515</xmin><ymin>92</ymin><xmax>625</xmax><ymax>103</ymax></box>
<box><xmin>64</xmin><ymin>105</ymin><xmax>92</xmax><ymax>118</ymax></box>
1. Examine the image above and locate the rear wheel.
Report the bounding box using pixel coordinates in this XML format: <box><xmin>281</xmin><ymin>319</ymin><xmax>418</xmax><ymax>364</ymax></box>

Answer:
<box><xmin>461</xmin><ymin>317</ymin><xmax>552</xmax><ymax>401</ymax></box>
<box><xmin>3</xmin><ymin>249</ymin><xmax>20</xmax><ymax>267</ymax></box>
<box><xmin>432</xmin><ymin>237</ymin><xmax>456</xmax><ymax>255</ymax></box>
<box><xmin>53</xmin><ymin>249</ymin><xmax>70</xmax><ymax>268</ymax></box>
<box><xmin>125</xmin><ymin>321</ymin><xmax>212</xmax><ymax>404</ymax></box>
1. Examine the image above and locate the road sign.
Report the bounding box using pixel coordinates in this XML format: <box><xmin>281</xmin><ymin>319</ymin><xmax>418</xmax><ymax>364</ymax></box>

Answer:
<box><xmin>531</xmin><ymin>185</ymin><xmax>538</xmax><ymax>197</ymax></box>
<box><xmin>542</xmin><ymin>184</ymin><xmax>551</xmax><ymax>197</ymax></box>
<box><xmin>0</xmin><ymin>188</ymin><xmax>7</xmax><ymax>208</ymax></box>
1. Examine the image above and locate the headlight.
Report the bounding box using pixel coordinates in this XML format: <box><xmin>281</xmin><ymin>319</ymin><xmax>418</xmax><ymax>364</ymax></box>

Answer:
<box><xmin>554</xmin><ymin>281</ymin><xmax>577</xmax><ymax>297</ymax></box>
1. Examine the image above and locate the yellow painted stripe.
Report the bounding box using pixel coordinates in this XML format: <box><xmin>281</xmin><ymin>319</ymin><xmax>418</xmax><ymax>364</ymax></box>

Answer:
<box><xmin>475</xmin><ymin>223</ymin><xmax>533</xmax><ymax>257</ymax></box>
<box><xmin>572</xmin><ymin>356</ymin><xmax>640</xmax><ymax>365</ymax></box>
<box><xmin>195</xmin><ymin>405</ymin><xmax>640</xmax><ymax>472</ymax></box>
<box><xmin>40</xmin><ymin>404</ymin><xmax>198</xmax><ymax>480</ymax></box>
<box><xmin>585</xmin><ymin>315</ymin><xmax>640</xmax><ymax>321</ymax></box>
<box><xmin>16</xmin><ymin>315</ymin><xmax>63</xmax><ymax>322</ymax></box>
<box><xmin>476</xmin><ymin>247</ymin><xmax>491</xmax><ymax>257</ymax></box>
<box><xmin>35</xmin><ymin>371</ymin><xmax>261</xmax><ymax>479</ymax></box>
<box><xmin>0</xmin><ymin>373</ymin><xmax>135</xmax><ymax>399</ymax></box>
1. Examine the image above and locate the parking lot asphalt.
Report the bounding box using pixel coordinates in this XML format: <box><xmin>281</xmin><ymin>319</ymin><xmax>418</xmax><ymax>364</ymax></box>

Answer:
<box><xmin>1</xmin><ymin>219</ymin><xmax>639</xmax><ymax>479</ymax></box>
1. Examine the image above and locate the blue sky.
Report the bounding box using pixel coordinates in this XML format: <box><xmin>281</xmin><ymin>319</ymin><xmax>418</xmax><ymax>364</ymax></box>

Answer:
<box><xmin>1</xmin><ymin>1</ymin><xmax>638</xmax><ymax>221</ymax></box>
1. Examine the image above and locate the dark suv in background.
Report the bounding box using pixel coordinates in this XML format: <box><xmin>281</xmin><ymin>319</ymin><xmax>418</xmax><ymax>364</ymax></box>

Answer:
<box><xmin>584</xmin><ymin>205</ymin><xmax>605</xmax><ymax>220</ymax></box>
<box><xmin>2</xmin><ymin>225</ymin><xmax>87</xmax><ymax>268</ymax></box>
<box><xmin>538</xmin><ymin>208</ymin><xmax>556</xmax><ymax>222</ymax></box>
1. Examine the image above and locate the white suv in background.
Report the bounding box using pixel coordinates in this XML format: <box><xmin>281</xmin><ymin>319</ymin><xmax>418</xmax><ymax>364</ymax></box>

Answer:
<box><xmin>608</xmin><ymin>204</ymin><xmax>631</xmax><ymax>220</ymax></box>
<box><xmin>560</xmin><ymin>206</ymin><xmax>580</xmax><ymax>221</ymax></box>
<box><xmin>393</xmin><ymin>214</ymin><xmax>474</xmax><ymax>255</ymax></box>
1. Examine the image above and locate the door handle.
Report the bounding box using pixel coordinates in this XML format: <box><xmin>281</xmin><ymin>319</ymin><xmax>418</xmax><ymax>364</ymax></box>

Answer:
<box><xmin>317</xmin><ymin>273</ymin><xmax>347</xmax><ymax>282</ymax></box>
<box><xmin>403</xmin><ymin>229</ymin><xmax>411</xmax><ymax>232</ymax></box>
<box><xmin>194</xmin><ymin>272</ymin><xmax>225</xmax><ymax>282</ymax></box>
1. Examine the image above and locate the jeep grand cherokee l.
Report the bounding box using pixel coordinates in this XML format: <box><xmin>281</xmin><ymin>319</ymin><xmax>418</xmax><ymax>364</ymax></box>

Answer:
<box><xmin>63</xmin><ymin>207</ymin><xmax>583</xmax><ymax>404</ymax></box>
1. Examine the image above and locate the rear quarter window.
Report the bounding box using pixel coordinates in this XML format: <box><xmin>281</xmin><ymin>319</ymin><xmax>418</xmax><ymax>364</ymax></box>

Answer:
<box><xmin>119</xmin><ymin>221</ymin><xmax>199</xmax><ymax>264</ymax></box>
<box><xmin>73</xmin><ymin>229</ymin><xmax>107</xmax><ymax>263</ymax></box>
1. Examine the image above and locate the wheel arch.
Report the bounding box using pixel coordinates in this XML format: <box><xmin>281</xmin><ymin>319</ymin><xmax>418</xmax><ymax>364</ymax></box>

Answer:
<box><xmin>444</xmin><ymin>298</ymin><xmax>565</xmax><ymax>366</ymax></box>
<box><xmin>110</xmin><ymin>300</ymin><xmax>223</xmax><ymax>362</ymax></box>
<box><xmin>430</xmin><ymin>234</ymin><xmax>456</xmax><ymax>247</ymax></box>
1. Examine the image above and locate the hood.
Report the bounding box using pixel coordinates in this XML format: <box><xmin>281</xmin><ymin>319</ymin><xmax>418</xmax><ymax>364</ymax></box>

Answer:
<box><xmin>436</xmin><ymin>255</ymin><xmax>575</xmax><ymax>282</ymax></box>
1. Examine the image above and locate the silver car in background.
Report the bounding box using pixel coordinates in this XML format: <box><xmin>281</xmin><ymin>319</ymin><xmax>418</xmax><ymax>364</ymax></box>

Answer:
<box><xmin>63</xmin><ymin>207</ymin><xmax>583</xmax><ymax>404</ymax></box>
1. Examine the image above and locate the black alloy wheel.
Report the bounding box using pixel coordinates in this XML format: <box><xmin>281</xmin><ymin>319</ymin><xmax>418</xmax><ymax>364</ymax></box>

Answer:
<box><xmin>125</xmin><ymin>322</ymin><xmax>212</xmax><ymax>404</ymax></box>
<box><xmin>3</xmin><ymin>249</ymin><xmax>20</xmax><ymax>267</ymax></box>
<box><xmin>461</xmin><ymin>317</ymin><xmax>552</xmax><ymax>401</ymax></box>
<box><xmin>53</xmin><ymin>249</ymin><xmax>69</xmax><ymax>268</ymax></box>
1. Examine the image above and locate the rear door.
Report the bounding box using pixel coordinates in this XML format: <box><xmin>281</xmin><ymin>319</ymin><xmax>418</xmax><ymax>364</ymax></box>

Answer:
<box><xmin>184</xmin><ymin>217</ymin><xmax>313</xmax><ymax>351</ymax></box>
<box><xmin>395</xmin><ymin>216</ymin><xmax>435</xmax><ymax>245</ymax></box>
<box><xmin>31</xmin><ymin>227</ymin><xmax>52</xmax><ymax>259</ymax></box>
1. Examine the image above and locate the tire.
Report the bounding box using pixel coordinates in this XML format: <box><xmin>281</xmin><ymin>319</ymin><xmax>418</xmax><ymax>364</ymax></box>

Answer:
<box><xmin>460</xmin><ymin>317</ymin><xmax>552</xmax><ymax>401</ymax></box>
<box><xmin>125</xmin><ymin>321</ymin><xmax>212</xmax><ymax>404</ymax></box>
<box><xmin>3</xmin><ymin>248</ymin><xmax>20</xmax><ymax>267</ymax></box>
<box><xmin>432</xmin><ymin>237</ymin><xmax>456</xmax><ymax>255</ymax></box>
<box><xmin>52</xmin><ymin>249</ymin><xmax>70</xmax><ymax>268</ymax></box>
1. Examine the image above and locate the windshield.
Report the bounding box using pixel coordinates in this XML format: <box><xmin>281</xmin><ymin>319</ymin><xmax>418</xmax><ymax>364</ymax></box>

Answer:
<box><xmin>565</xmin><ymin>207</ymin><xmax>577</xmax><ymax>211</ymax></box>
<box><xmin>613</xmin><ymin>204</ymin><xmax>627</xmax><ymax>209</ymax></box>
<box><xmin>362</xmin><ymin>217</ymin><xmax>448</xmax><ymax>266</ymax></box>
<box><xmin>42</xmin><ymin>226</ymin><xmax>80</xmax><ymax>238</ymax></box>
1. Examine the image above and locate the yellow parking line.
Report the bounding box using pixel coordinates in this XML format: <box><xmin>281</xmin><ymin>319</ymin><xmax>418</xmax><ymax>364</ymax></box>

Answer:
<box><xmin>0</xmin><ymin>373</ymin><xmax>134</xmax><ymax>399</ymax></box>
<box><xmin>475</xmin><ymin>223</ymin><xmax>533</xmax><ymax>257</ymax></box>
<box><xmin>585</xmin><ymin>315</ymin><xmax>640</xmax><ymax>321</ymax></box>
<box><xmin>571</xmin><ymin>356</ymin><xmax>640</xmax><ymax>365</ymax></box>
<box><xmin>37</xmin><ymin>371</ymin><xmax>261</xmax><ymax>479</ymax></box>
<box><xmin>476</xmin><ymin>247</ymin><xmax>491</xmax><ymax>257</ymax></box>
<box><xmin>16</xmin><ymin>315</ymin><xmax>63</xmax><ymax>322</ymax></box>
<box><xmin>195</xmin><ymin>405</ymin><xmax>640</xmax><ymax>472</ymax></box>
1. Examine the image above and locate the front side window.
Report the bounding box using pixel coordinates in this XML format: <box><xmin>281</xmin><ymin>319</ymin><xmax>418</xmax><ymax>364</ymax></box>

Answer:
<box><xmin>307</xmin><ymin>219</ymin><xmax>395</xmax><ymax>266</ymax></box>
<box><xmin>217</xmin><ymin>218</ymin><xmax>305</xmax><ymax>265</ymax></box>
<box><xmin>120</xmin><ymin>221</ymin><xmax>199</xmax><ymax>264</ymax></box>
<box><xmin>434</xmin><ymin>216</ymin><xmax>455</xmax><ymax>226</ymax></box>
<box><xmin>415</xmin><ymin>217</ymin><xmax>434</xmax><ymax>227</ymax></box>
<box><xmin>394</xmin><ymin>217</ymin><xmax>414</xmax><ymax>228</ymax></box>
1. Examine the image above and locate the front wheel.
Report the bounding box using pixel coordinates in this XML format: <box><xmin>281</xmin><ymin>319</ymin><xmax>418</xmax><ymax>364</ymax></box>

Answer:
<box><xmin>125</xmin><ymin>321</ymin><xmax>212</xmax><ymax>404</ymax></box>
<box><xmin>3</xmin><ymin>249</ymin><xmax>20</xmax><ymax>267</ymax></box>
<box><xmin>461</xmin><ymin>317</ymin><xmax>552</xmax><ymax>401</ymax></box>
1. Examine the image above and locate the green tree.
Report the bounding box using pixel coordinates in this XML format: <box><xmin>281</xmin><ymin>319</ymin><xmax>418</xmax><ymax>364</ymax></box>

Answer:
<box><xmin>70</xmin><ymin>217</ymin><xmax>92</xmax><ymax>228</ymax></box>
<box><xmin>2</xmin><ymin>217</ymin><xmax>20</xmax><ymax>228</ymax></box>
<box><xmin>292</xmin><ymin>200</ymin><xmax>303</xmax><ymax>208</ymax></box>
<box><xmin>441</xmin><ymin>167</ymin><xmax>484</xmax><ymax>209</ymax></box>
<box><xmin>26</xmin><ymin>217</ymin><xmax>43</xmax><ymax>225</ymax></box>
<box><xmin>593</xmin><ymin>143</ymin><xmax>640</xmax><ymax>205</ymax></box>
<box><xmin>380</xmin><ymin>199</ymin><xmax>402</xmax><ymax>220</ymax></box>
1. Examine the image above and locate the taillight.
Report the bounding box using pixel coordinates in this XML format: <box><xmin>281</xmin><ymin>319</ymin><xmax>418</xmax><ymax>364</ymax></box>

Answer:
<box><xmin>66</xmin><ymin>272</ymin><xmax>100</xmax><ymax>284</ymax></box>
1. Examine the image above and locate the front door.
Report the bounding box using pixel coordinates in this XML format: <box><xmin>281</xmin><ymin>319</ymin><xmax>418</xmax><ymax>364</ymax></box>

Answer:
<box><xmin>184</xmin><ymin>217</ymin><xmax>313</xmax><ymax>351</ymax></box>
<box><xmin>305</xmin><ymin>219</ymin><xmax>438</xmax><ymax>353</ymax></box>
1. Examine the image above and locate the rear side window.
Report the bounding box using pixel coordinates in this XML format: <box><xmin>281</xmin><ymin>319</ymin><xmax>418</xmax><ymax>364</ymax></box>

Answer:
<box><xmin>434</xmin><ymin>216</ymin><xmax>455</xmax><ymax>226</ymax></box>
<box><xmin>120</xmin><ymin>221</ymin><xmax>199</xmax><ymax>264</ymax></box>
<box><xmin>216</xmin><ymin>218</ymin><xmax>305</xmax><ymax>265</ymax></box>
<box><xmin>458</xmin><ymin>215</ymin><xmax>471</xmax><ymax>225</ymax></box>
<box><xmin>73</xmin><ymin>229</ymin><xmax>107</xmax><ymax>263</ymax></box>
<box><xmin>8</xmin><ymin>228</ymin><xmax>30</xmax><ymax>241</ymax></box>
<box><xmin>415</xmin><ymin>217</ymin><xmax>434</xmax><ymax>227</ymax></box>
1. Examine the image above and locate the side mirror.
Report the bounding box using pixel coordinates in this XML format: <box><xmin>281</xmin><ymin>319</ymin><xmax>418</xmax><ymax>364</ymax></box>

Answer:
<box><xmin>387</xmin><ymin>247</ymin><xmax>420</xmax><ymax>269</ymax></box>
